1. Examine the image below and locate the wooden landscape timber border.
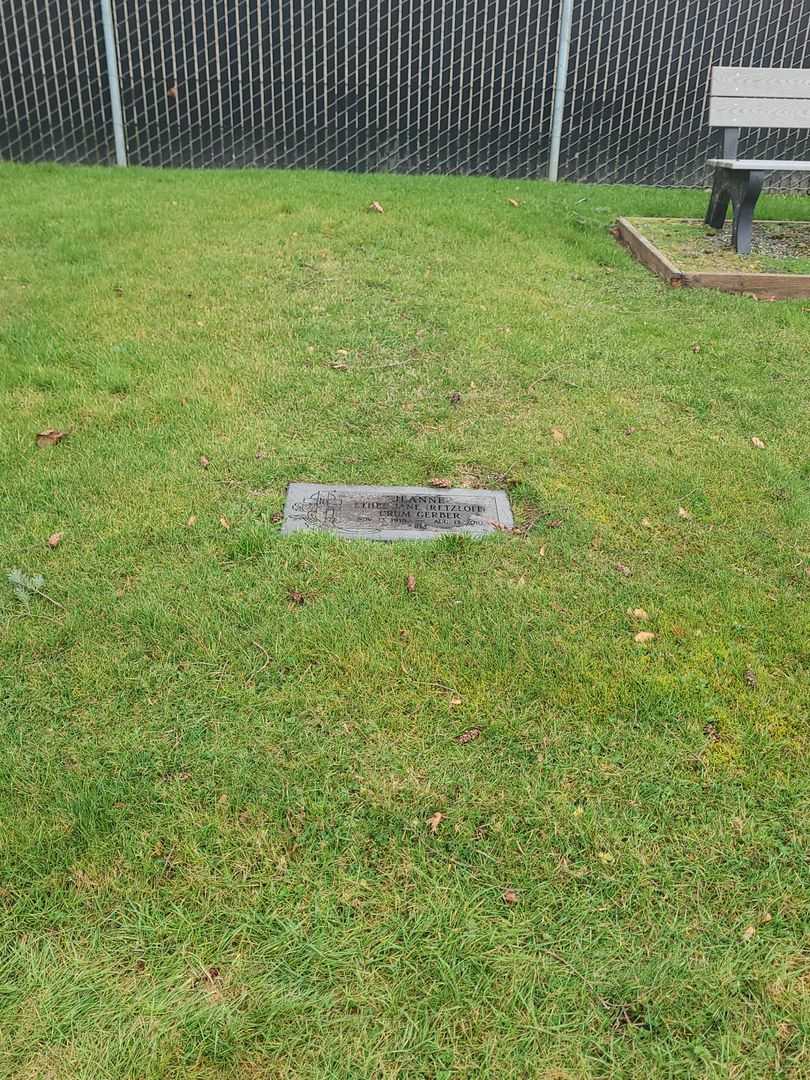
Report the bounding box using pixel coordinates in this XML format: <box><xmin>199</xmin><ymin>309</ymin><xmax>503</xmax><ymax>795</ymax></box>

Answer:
<box><xmin>614</xmin><ymin>216</ymin><xmax>810</xmax><ymax>299</ymax></box>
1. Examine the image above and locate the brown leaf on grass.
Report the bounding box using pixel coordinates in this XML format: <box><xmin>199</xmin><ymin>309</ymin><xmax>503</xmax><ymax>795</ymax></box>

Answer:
<box><xmin>551</xmin><ymin>426</ymin><xmax>566</xmax><ymax>444</ymax></box>
<box><xmin>703</xmin><ymin>722</ymin><xmax>720</xmax><ymax>742</ymax></box>
<box><xmin>186</xmin><ymin>515</ymin><xmax>197</xmax><ymax>527</ymax></box>
<box><xmin>428</xmin><ymin>811</ymin><xmax>444</xmax><ymax>835</ymax></box>
<box><xmin>538</xmin><ymin>544</ymin><xmax>546</xmax><ymax>556</ymax></box>
<box><xmin>270</xmin><ymin>510</ymin><xmax>283</xmax><ymax>524</ymax></box>
<box><xmin>192</xmin><ymin>967</ymin><xmax>223</xmax><ymax>1002</ymax></box>
<box><xmin>507</xmin><ymin>198</ymin><xmax>521</xmax><ymax>207</ymax></box>
<box><xmin>198</xmin><ymin>455</ymin><xmax>210</xmax><ymax>469</ymax></box>
<box><xmin>369</xmin><ymin>201</ymin><xmax>385</xmax><ymax>214</ymax></box>
<box><xmin>624</xmin><ymin>426</ymin><xmax>637</xmax><ymax>436</ymax></box>
<box><xmin>615</xmin><ymin>563</ymin><xmax>632</xmax><ymax>576</ymax></box>
<box><xmin>547</xmin><ymin>519</ymin><xmax>563</xmax><ymax>529</ymax></box>
<box><xmin>677</xmin><ymin>506</ymin><xmax>692</xmax><ymax>519</ymax></box>
<box><xmin>744</xmin><ymin>668</ymin><xmax>757</xmax><ymax>688</ymax></box>
<box><xmin>751</xmin><ymin>436</ymin><xmax>766</xmax><ymax>449</ymax></box>
<box><xmin>634</xmin><ymin>631</ymin><xmax>656</xmax><ymax>644</ymax></box>
<box><xmin>449</xmin><ymin>696</ymin><xmax>462</xmax><ymax>707</ymax></box>
<box><xmin>692</xmin><ymin>342</ymin><xmax>701</xmax><ymax>353</ymax></box>
<box><xmin>457</xmin><ymin>726</ymin><xmax>481</xmax><ymax>744</ymax></box>
<box><xmin>47</xmin><ymin>532</ymin><xmax>63</xmax><ymax>549</ymax></box>
<box><xmin>502</xmin><ymin>888</ymin><xmax>518</xmax><ymax>904</ymax></box>
<box><xmin>641</xmin><ymin>517</ymin><xmax>653</xmax><ymax>527</ymax></box>
<box><xmin>219</xmin><ymin>515</ymin><xmax>230</xmax><ymax>529</ymax></box>
<box><xmin>330</xmin><ymin>362</ymin><xmax>349</xmax><ymax>371</ymax></box>
<box><xmin>742</xmin><ymin>925</ymin><xmax>756</xmax><ymax>942</ymax></box>
<box><xmin>627</xmin><ymin>607</ymin><xmax>648</xmax><ymax>620</ymax></box>
<box><xmin>399</xmin><ymin>628</ymin><xmax>410</xmax><ymax>640</ymax></box>
<box><xmin>429</xmin><ymin>477</ymin><xmax>452</xmax><ymax>488</ymax></box>
<box><xmin>288</xmin><ymin>589</ymin><xmax>305</xmax><ymax>606</ymax></box>
<box><xmin>35</xmin><ymin>429</ymin><xmax>68</xmax><ymax>448</ymax></box>
<box><xmin>405</xmin><ymin>574</ymin><xmax>416</xmax><ymax>593</ymax></box>
<box><xmin>449</xmin><ymin>391</ymin><xmax>462</xmax><ymax>406</ymax></box>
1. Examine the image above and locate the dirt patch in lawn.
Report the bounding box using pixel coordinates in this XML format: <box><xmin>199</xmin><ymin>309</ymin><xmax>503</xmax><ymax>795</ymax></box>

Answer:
<box><xmin>629</xmin><ymin>217</ymin><xmax>810</xmax><ymax>274</ymax></box>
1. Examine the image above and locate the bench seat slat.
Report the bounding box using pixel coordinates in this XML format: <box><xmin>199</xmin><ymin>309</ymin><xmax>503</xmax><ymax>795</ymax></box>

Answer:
<box><xmin>707</xmin><ymin>159</ymin><xmax>810</xmax><ymax>171</ymax></box>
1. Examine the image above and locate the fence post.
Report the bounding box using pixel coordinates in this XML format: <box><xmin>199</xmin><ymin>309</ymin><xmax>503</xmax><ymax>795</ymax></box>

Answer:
<box><xmin>548</xmin><ymin>0</ymin><xmax>574</xmax><ymax>181</ymax></box>
<box><xmin>100</xmin><ymin>0</ymin><xmax>127</xmax><ymax>166</ymax></box>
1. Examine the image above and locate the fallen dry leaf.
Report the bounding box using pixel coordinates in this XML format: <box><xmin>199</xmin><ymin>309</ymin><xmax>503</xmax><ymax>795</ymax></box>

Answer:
<box><xmin>199</xmin><ymin>455</ymin><xmax>210</xmax><ymax>469</ymax></box>
<box><xmin>429</xmin><ymin>477</ymin><xmax>452</xmax><ymax>488</ymax></box>
<box><xmin>703</xmin><ymin>722</ymin><xmax>720</xmax><ymax>742</ymax></box>
<box><xmin>428</xmin><ymin>811</ymin><xmax>444</xmax><ymax>835</ymax></box>
<box><xmin>615</xmin><ymin>563</ymin><xmax>632</xmax><ymax>576</ymax></box>
<box><xmin>742</xmin><ymin>925</ymin><xmax>756</xmax><ymax>942</ymax></box>
<box><xmin>551</xmin><ymin>426</ymin><xmax>566</xmax><ymax>444</ymax></box>
<box><xmin>47</xmin><ymin>532</ymin><xmax>63</xmax><ymax>549</ymax></box>
<box><xmin>192</xmin><ymin>967</ymin><xmax>223</xmax><ymax>1002</ymax></box>
<box><xmin>405</xmin><ymin>574</ymin><xmax>416</xmax><ymax>593</ymax></box>
<box><xmin>330</xmin><ymin>362</ymin><xmax>349</xmax><ymax>371</ymax></box>
<box><xmin>507</xmin><ymin>198</ymin><xmax>521</xmax><ymax>207</ymax></box>
<box><xmin>628</xmin><ymin>607</ymin><xmax>649</xmax><ymax>620</ymax></box>
<box><xmin>538</xmin><ymin>544</ymin><xmax>546</xmax><ymax>557</ymax></box>
<box><xmin>677</xmin><ymin>506</ymin><xmax>692</xmax><ymax>519</ymax></box>
<box><xmin>744</xmin><ymin>668</ymin><xmax>757</xmax><ymax>688</ymax></box>
<box><xmin>641</xmin><ymin>517</ymin><xmax>653</xmax><ymax>527</ymax></box>
<box><xmin>624</xmin><ymin>426</ymin><xmax>637</xmax><ymax>436</ymax></box>
<box><xmin>502</xmin><ymin>888</ymin><xmax>518</xmax><ymax>904</ymax></box>
<box><xmin>219</xmin><ymin>515</ymin><xmax>230</xmax><ymax>529</ymax></box>
<box><xmin>457</xmin><ymin>726</ymin><xmax>481</xmax><ymax>744</ymax></box>
<box><xmin>449</xmin><ymin>696</ymin><xmax>462</xmax><ymax>707</ymax></box>
<box><xmin>634</xmin><ymin>631</ymin><xmax>656</xmax><ymax>644</ymax></box>
<box><xmin>751</xmin><ymin>436</ymin><xmax>766</xmax><ymax>449</ymax></box>
<box><xmin>547</xmin><ymin>519</ymin><xmax>563</xmax><ymax>529</ymax></box>
<box><xmin>288</xmin><ymin>589</ymin><xmax>305</xmax><ymax>606</ymax></box>
<box><xmin>35</xmin><ymin>429</ymin><xmax>68</xmax><ymax>448</ymax></box>
<box><xmin>692</xmin><ymin>342</ymin><xmax>701</xmax><ymax>353</ymax></box>
<box><xmin>186</xmin><ymin>515</ymin><xmax>197</xmax><ymax>527</ymax></box>
<box><xmin>369</xmin><ymin>201</ymin><xmax>384</xmax><ymax>214</ymax></box>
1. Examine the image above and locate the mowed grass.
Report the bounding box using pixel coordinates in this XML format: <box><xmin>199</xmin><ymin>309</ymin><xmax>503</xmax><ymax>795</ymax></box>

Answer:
<box><xmin>1</xmin><ymin>162</ymin><xmax>809</xmax><ymax>1080</ymax></box>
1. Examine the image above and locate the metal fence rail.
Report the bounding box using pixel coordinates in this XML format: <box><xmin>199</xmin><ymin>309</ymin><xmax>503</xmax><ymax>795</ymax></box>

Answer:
<box><xmin>1</xmin><ymin>0</ymin><xmax>809</xmax><ymax>190</ymax></box>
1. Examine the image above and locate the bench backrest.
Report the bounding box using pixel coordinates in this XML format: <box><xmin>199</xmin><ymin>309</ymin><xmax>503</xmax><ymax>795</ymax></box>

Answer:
<box><xmin>709</xmin><ymin>67</ymin><xmax>810</xmax><ymax>130</ymax></box>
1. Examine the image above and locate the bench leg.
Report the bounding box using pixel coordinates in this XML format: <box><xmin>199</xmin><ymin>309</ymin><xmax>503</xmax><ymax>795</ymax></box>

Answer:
<box><xmin>705</xmin><ymin>170</ymin><xmax>731</xmax><ymax>230</ymax></box>
<box><xmin>704</xmin><ymin>167</ymin><xmax>766</xmax><ymax>255</ymax></box>
<box><xmin>730</xmin><ymin>170</ymin><xmax>765</xmax><ymax>256</ymax></box>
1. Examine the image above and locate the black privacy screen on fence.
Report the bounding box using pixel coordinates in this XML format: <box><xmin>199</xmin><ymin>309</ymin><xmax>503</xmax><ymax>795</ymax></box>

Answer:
<box><xmin>1</xmin><ymin>0</ymin><xmax>809</xmax><ymax>188</ymax></box>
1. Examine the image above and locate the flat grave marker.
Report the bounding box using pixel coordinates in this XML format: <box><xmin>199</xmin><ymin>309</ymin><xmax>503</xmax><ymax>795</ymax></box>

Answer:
<box><xmin>282</xmin><ymin>483</ymin><xmax>513</xmax><ymax>541</ymax></box>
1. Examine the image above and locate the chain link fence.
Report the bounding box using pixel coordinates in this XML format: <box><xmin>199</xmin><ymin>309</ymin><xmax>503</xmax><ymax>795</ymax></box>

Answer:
<box><xmin>1</xmin><ymin>0</ymin><xmax>809</xmax><ymax>190</ymax></box>
<box><xmin>0</xmin><ymin>0</ymin><xmax>112</xmax><ymax>164</ymax></box>
<box><xmin>562</xmin><ymin>0</ymin><xmax>810</xmax><ymax>189</ymax></box>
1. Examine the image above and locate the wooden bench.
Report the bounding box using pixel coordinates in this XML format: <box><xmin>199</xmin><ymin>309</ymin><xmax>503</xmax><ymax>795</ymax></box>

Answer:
<box><xmin>705</xmin><ymin>67</ymin><xmax>810</xmax><ymax>254</ymax></box>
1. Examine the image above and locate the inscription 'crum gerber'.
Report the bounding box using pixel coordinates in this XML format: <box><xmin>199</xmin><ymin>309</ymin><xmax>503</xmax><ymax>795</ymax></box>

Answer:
<box><xmin>281</xmin><ymin>483</ymin><xmax>513</xmax><ymax>541</ymax></box>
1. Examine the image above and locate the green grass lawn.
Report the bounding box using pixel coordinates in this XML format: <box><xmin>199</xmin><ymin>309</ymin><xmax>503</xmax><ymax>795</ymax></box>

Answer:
<box><xmin>1</xmin><ymin>162</ymin><xmax>809</xmax><ymax>1080</ymax></box>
